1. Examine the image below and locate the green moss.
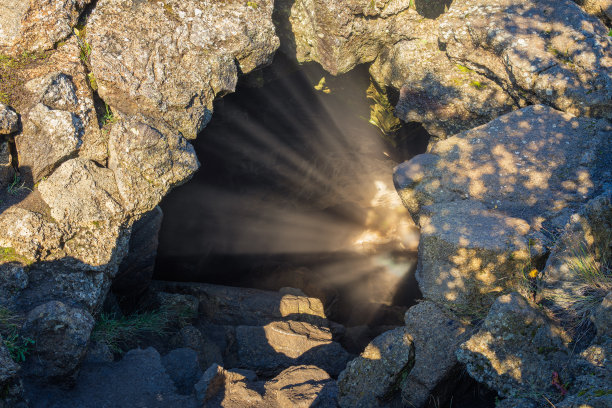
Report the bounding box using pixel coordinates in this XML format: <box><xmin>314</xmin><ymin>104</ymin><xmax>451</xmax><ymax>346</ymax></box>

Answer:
<box><xmin>594</xmin><ymin>389</ymin><xmax>612</xmax><ymax>397</ymax></box>
<box><xmin>0</xmin><ymin>51</ymin><xmax>49</xmax><ymax>106</ymax></box>
<box><xmin>470</xmin><ymin>80</ymin><xmax>486</xmax><ymax>89</ymax></box>
<box><xmin>456</xmin><ymin>64</ymin><xmax>474</xmax><ymax>74</ymax></box>
<box><xmin>246</xmin><ymin>1</ymin><xmax>259</xmax><ymax>8</ymax></box>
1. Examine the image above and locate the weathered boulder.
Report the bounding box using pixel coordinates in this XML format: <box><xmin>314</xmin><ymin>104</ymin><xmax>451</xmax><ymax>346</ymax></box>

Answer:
<box><xmin>263</xmin><ymin>365</ymin><xmax>338</xmax><ymax>407</ymax></box>
<box><xmin>0</xmin><ymin>262</ymin><xmax>28</xmax><ymax>307</ymax></box>
<box><xmin>0</xmin><ymin>207</ymin><xmax>62</xmax><ymax>261</ymax></box>
<box><xmin>195</xmin><ymin>364</ymin><xmax>264</xmax><ymax>407</ymax></box>
<box><xmin>0</xmin><ymin>140</ymin><xmax>12</xmax><ymax>186</ymax></box>
<box><xmin>162</xmin><ymin>348</ymin><xmax>202</xmax><ymax>395</ymax></box>
<box><xmin>16</xmin><ymin>102</ymin><xmax>82</xmax><ymax>182</ymax></box>
<box><xmin>87</xmin><ymin>0</ymin><xmax>279</xmax><ymax>138</ymax></box>
<box><xmin>22</xmin><ymin>300</ymin><xmax>95</xmax><ymax>380</ymax></box>
<box><xmin>0</xmin><ymin>0</ymin><xmax>92</xmax><ymax>55</ymax></box>
<box><xmin>108</xmin><ymin>117</ymin><xmax>199</xmax><ymax>214</ymax></box>
<box><xmin>337</xmin><ymin>327</ymin><xmax>415</xmax><ymax>408</ymax></box>
<box><xmin>235</xmin><ymin>320</ymin><xmax>351</xmax><ymax>377</ymax></box>
<box><xmin>0</xmin><ymin>103</ymin><xmax>19</xmax><ymax>134</ymax></box>
<box><xmin>456</xmin><ymin>293</ymin><xmax>571</xmax><ymax>399</ymax></box>
<box><xmin>400</xmin><ymin>301</ymin><xmax>469</xmax><ymax>408</ymax></box>
<box><xmin>574</xmin><ymin>0</ymin><xmax>612</xmax><ymax>22</ymax></box>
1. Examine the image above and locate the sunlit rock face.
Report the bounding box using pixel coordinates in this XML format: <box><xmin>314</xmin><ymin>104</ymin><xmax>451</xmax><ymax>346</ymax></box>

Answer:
<box><xmin>87</xmin><ymin>0</ymin><xmax>279</xmax><ymax>139</ymax></box>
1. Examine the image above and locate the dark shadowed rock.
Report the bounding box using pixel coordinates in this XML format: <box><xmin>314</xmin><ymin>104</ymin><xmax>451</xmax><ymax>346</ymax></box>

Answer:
<box><xmin>0</xmin><ymin>103</ymin><xmax>19</xmax><ymax>134</ymax></box>
<box><xmin>401</xmin><ymin>301</ymin><xmax>470</xmax><ymax>408</ymax></box>
<box><xmin>0</xmin><ymin>335</ymin><xmax>19</xmax><ymax>383</ymax></box>
<box><xmin>162</xmin><ymin>348</ymin><xmax>202</xmax><ymax>395</ymax></box>
<box><xmin>22</xmin><ymin>301</ymin><xmax>94</xmax><ymax>380</ymax></box>
<box><xmin>263</xmin><ymin>365</ymin><xmax>338</xmax><ymax>407</ymax></box>
<box><xmin>0</xmin><ymin>140</ymin><xmax>12</xmax><ymax>187</ymax></box>
<box><xmin>337</xmin><ymin>327</ymin><xmax>415</xmax><ymax>407</ymax></box>
<box><xmin>87</xmin><ymin>0</ymin><xmax>279</xmax><ymax>138</ymax></box>
<box><xmin>169</xmin><ymin>325</ymin><xmax>224</xmax><ymax>370</ymax></box>
<box><xmin>0</xmin><ymin>262</ymin><xmax>28</xmax><ymax>307</ymax></box>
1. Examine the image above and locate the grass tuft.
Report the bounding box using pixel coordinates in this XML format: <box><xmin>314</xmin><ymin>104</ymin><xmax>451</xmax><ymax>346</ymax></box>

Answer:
<box><xmin>91</xmin><ymin>310</ymin><xmax>171</xmax><ymax>353</ymax></box>
<box><xmin>0</xmin><ymin>307</ymin><xmax>35</xmax><ymax>363</ymax></box>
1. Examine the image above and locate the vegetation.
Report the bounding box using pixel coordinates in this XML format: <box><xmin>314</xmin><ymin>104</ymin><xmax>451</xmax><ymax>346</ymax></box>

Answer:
<box><xmin>246</xmin><ymin>1</ymin><xmax>259</xmax><ymax>9</ymax></box>
<box><xmin>74</xmin><ymin>25</ymin><xmax>91</xmax><ymax>69</ymax></box>
<box><xmin>102</xmin><ymin>102</ymin><xmax>117</xmax><ymax>126</ymax></box>
<box><xmin>0</xmin><ymin>307</ymin><xmax>34</xmax><ymax>363</ymax></box>
<box><xmin>0</xmin><ymin>51</ymin><xmax>49</xmax><ymax>106</ymax></box>
<box><xmin>6</xmin><ymin>173</ymin><xmax>30</xmax><ymax>196</ymax></box>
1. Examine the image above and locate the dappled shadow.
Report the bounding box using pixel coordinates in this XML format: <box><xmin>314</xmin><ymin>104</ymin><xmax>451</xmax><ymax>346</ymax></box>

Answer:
<box><xmin>414</xmin><ymin>0</ymin><xmax>453</xmax><ymax>19</ymax></box>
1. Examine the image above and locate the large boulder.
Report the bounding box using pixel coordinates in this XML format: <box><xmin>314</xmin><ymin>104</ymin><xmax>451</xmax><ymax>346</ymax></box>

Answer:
<box><xmin>0</xmin><ymin>0</ymin><xmax>92</xmax><ymax>55</ymax></box>
<box><xmin>337</xmin><ymin>327</ymin><xmax>415</xmax><ymax>407</ymax></box>
<box><xmin>87</xmin><ymin>0</ymin><xmax>279</xmax><ymax>138</ymax></box>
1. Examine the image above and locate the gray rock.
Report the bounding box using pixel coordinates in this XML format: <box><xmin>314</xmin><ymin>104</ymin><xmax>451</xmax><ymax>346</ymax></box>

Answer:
<box><xmin>22</xmin><ymin>301</ymin><xmax>95</xmax><ymax>380</ymax></box>
<box><xmin>0</xmin><ymin>207</ymin><xmax>62</xmax><ymax>261</ymax></box>
<box><xmin>113</xmin><ymin>206</ymin><xmax>163</xmax><ymax>296</ymax></box>
<box><xmin>40</xmin><ymin>73</ymin><xmax>78</xmax><ymax>111</ymax></box>
<box><xmin>592</xmin><ymin>292</ymin><xmax>612</xmax><ymax>338</ymax></box>
<box><xmin>263</xmin><ymin>365</ymin><xmax>338</xmax><ymax>407</ymax></box>
<box><xmin>87</xmin><ymin>0</ymin><xmax>279</xmax><ymax>138</ymax></box>
<box><xmin>157</xmin><ymin>292</ymin><xmax>199</xmax><ymax>320</ymax></box>
<box><xmin>162</xmin><ymin>348</ymin><xmax>202</xmax><ymax>395</ymax></box>
<box><xmin>0</xmin><ymin>0</ymin><xmax>91</xmax><ymax>55</ymax></box>
<box><xmin>337</xmin><ymin>327</ymin><xmax>415</xmax><ymax>408</ymax></box>
<box><xmin>235</xmin><ymin>321</ymin><xmax>351</xmax><ymax>377</ymax></box>
<box><xmin>0</xmin><ymin>334</ymin><xmax>19</xmax><ymax>383</ymax></box>
<box><xmin>108</xmin><ymin>117</ymin><xmax>199</xmax><ymax>214</ymax></box>
<box><xmin>456</xmin><ymin>293</ymin><xmax>572</xmax><ymax>398</ymax></box>
<box><xmin>0</xmin><ymin>335</ymin><xmax>22</xmax><ymax>407</ymax></box>
<box><xmin>401</xmin><ymin>301</ymin><xmax>470</xmax><ymax>408</ymax></box>
<box><xmin>83</xmin><ymin>341</ymin><xmax>113</xmax><ymax>364</ymax></box>
<box><xmin>38</xmin><ymin>158</ymin><xmax>124</xmax><ymax>226</ymax></box>
<box><xmin>16</xmin><ymin>103</ymin><xmax>82</xmax><ymax>182</ymax></box>
<box><xmin>0</xmin><ymin>103</ymin><xmax>19</xmax><ymax>134</ymax></box>
<box><xmin>0</xmin><ymin>262</ymin><xmax>28</xmax><ymax>307</ymax></box>
<box><xmin>0</xmin><ymin>140</ymin><xmax>12</xmax><ymax>186</ymax></box>
<box><xmin>170</xmin><ymin>325</ymin><xmax>224</xmax><ymax>370</ymax></box>
<box><xmin>573</xmin><ymin>0</ymin><xmax>612</xmax><ymax>23</ymax></box>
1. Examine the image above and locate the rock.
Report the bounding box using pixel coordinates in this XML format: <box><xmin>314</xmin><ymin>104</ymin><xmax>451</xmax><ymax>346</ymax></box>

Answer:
<box><xmin>337</xmin><ymin>327</ymin><xmax>415</xmax><ymax>408</ymax></box>
<box><xmin>157</xmin><ymin>292</ymin><xmax>199</xmax><ymax>319</ymax></box>
<box><xmin>0</xmin><ymin>335</ymin><xmax>22</xmax><ymax>407</ymax></box>
<box><xmin>574</xmin><ymin>0</ymin><xmax>612</xmax><ymax>22</ymax></box>
<box><xmin>394</xmin><ymin>105</ymin><xmax>612</xmax><ymax>229</ymax></box>
<box><xmin>152</xmin><ymin>281</ymin><xmax>328</xmax><ymax>327</ymax></box>
<box><xmin>0</xmin><ymin>0</ymin><xmax>92</xmax><ymax>55</ymax></box>
<box><xmin>113</xmin><ymin>206</ymin><xmax>163</xmax><ymax>296</ymax></box>
<box><xmin>400</xmin><ymin>301</ymin><xmax>470</xmax><ymax>408</ymax></box>
<box><xmin>0</xmin><ymin>207</ymin><xmax>62</xmax><ymax>261</ymax></box>
<box><xmin>592</xmin><ymin>292</ymin><xmax>612</xmax><ymax>338</ymax></box>
<box><xmin>0</xmin><ymin>262</ymin><xmax>28</xmax><ymax>307</ymax></box>
<box><xmin>0</xmin><ymin>335</ymin><xmax>19</xmax><ymax>383</ymax></box>
<box><xmin>415</xmin><ymin>200</ymin><xmax>541</xmax><ymax>310</ymax></box>
<box><xmin>195</xmin><ymin>364</ymin><xmax>264</xmax><ymax>407</ymax></box>
<box><xmin>0</xmin><ymin>140</ymin><xmax>12</xmax><ymax>186</ymax></box>
<box><xmin>263</xmin><ymin>365</ymin><xmax>338</xmax><ymax>407</ymax></box>
<box><xmin>0</xmin><ymin>103</ymin><xmax>19</xmax><ymax>134</ymax></box>
<box><xmin>83</xmin><ymin>341</ymin><xmax>113</xmax><ymax>364</ymax></box>
<box><xmin>108</xmin><ymin>117</ymin><xmax>199</xmax><ymax>214</ymax></box>
<box><xmin>275</xmin><ymin>0</ymin><xmax>420</xmax><ymax>75</ymax></box>
<box><xmin>16</xmin><ymin>102</ymin><xmax>82</xmax><ymax>182</ymax></box>
<box><xmin>21</xmin><ymin>301</ymin><xmax>95</xmax><ymax>380</ymax></box>
<box><xmin>456</xmin><ymin>293</ymin><xmax>572</xmax><ymax>398</ymax></box>
<box><xmin>24</xmin><ymin>347</ymin><xmax>198</xmax><ymax>407</ymax></box>
<box><xmin>235</xmin><ymin>321</ymin><xmax>351</xmax><ymax>377</ymax></box>
<box><xmin>162</xmin><ymin>348</ymin><xmax>202</xmax><ymax>395</ymax></box>
<box><xmin>87</xmin><ymin>0</ymin><xmax>279</xmax><ymax>138</ymax></box>
<box><xmin>38</xmin><ymin>158</ymin><xmax>124</xmax><ymax>226</ymax></box>
<box><xmin>438</xmin><ymin>0</ymin><xmax>612</xmax><ymax>121</ymax></box>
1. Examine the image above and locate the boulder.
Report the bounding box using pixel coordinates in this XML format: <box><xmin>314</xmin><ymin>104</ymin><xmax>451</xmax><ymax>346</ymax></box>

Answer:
<box><xmin>234</xmin><ymin>320</ymin><xmax>351</xmax><ymax>377</ymax></box>
<box><xmin>401</xmin><ymin>301</ymin><xmax>470</xmax><ymax>408</ymax></box>
<box><xmin>592</xmin><ymin>291</ymin><xmax>612</xmax><ymax>338</ymax></box>
<box><xmin>107</xmin><ymin>117</ymin><xmax>199</xmax><ymax>214</ymax></box>
<box><xmin>162</xmin><ymin>348</ymin><xmax>202</xmax><ymax>395</ymax></box>
<box><xmin>169</xmin><ymin>325</ymin><xmax>224</xmax><ymax>370</ymax></box>
<box><xmin>337</xmin><ymin>327</ymin><xmax>415</xmax><ymax>408</ymax></box>
<box><xmin>574</xmin><ymin>0</ymin><xmax>612</xmax><ymax>22</ymax></box>
<box><xmin>0</xmin><ymin>262</ymin><xmax>28</xmax><ymax>307</ymax></box>
<box><xmin>263</xmin><ymin>365</ymin><xmax>338</xmax><ymax>407</ymax></box>
<box><xmin>0</xmin><ymin>207</ymin><xmax>62</xmax><ymax>261</ymax></box>
<box><xmin>195</xmin><ymin>364</ymin><xmax>264</xmax><ymax>407</ymax></box>
<box><xmin>21</xmin><ymin>301</ymin><xmax>95</xmax><ymax>380</ymax></box>
<box><xmin>87</xmin><ymin>0</ymin><xmax>279</xmax><ymax>138</ymax></box>
<box><xmin>456</xmin><ymin>293</ymin><xmax>572</xmax><ymax>399</ymax></box>
<box><xmin>0</xmin><ymin>0</ymin><xmax>92</xmax><ymax>55</ymax></box>
<box><xmin>0</xmin><ymin>103</ymin><xmax>19</xmax><ymax>134</ymax></box>
<box><xmin>0</xmin><ymin>140</ymin><xmax>12</xmax><ymax>187</ymax></box>
<box><xmin>16</xmin><ymin>102</ymin><xmax>82</xmax><ymax>182</ymax></box>
<box><xmin>0</xmin><ymin>335</ymin><xmax>22</xmax><ymax>407</ymax></box>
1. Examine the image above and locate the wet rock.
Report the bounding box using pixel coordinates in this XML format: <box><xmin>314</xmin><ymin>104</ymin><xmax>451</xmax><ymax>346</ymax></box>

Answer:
<box><xmin>439</xmin><ymin>0</ymin><xmax>612</xmax><ymax>120</ymax></box>
<box><xmin>337</xmin><ymin>327</ymin><xmax>415</xmax><ymax>408</ymax></box>
<box><xmin>108</xmin><ymin>117</ymin><xmax>199</xmax><ymax>214</ymax></box>
<box><xmin>0</xmin><ymin>103</ymin><xmax>19</xmax><ymax>134</ymax></box>
<box><xmin>0</xmin><ymin>0</ymin><xmax>91</xmax><ymax>55</ymax></box>
<box><xmin>263</xmin><ymin>365</ymin><xmax>338</xmax><ymax>407</ymax></box>
<box><xmin>22</xmin><ymin>301</ymin><xmax>95</xmax><ymax>381</ymax></box>
<box><xmin>16</xmin><ymin>102</ymin><xmax>82</xmax><ymax>182</ymax></box>
<box><xmin>456</xmin><ymin>293</ymin><xmax>571</xmax><ymax>398</ymax></box>
<box><xmin>113</xmin><ymin>206</ymin><xmax>163</xmax><ymax>296</ymax></box>
<box><xmin>235</xmin><ymin>321</ymin><xmax>351</xmax><ymax>377</ymax></box>
<box><xmin>87</xmin><ymin>0</ymin><xmax>279</xmax><ymax>138</ymax></box>
<box><xmin>162</xmin><ymin>348</ymin><xmax>202</xmax><ymax>395</ymax></box>
<box><xmin>401</xmin><ymin>301</ymin><xmax>470</xmax><ymax>408</ymax></box>
<box><xmin>38</xmin><ymin>158</ymin><xmax>124</xmax><ymax>226</ymax></box>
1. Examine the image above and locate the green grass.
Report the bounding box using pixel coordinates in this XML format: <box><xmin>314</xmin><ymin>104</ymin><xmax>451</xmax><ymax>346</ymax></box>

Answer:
<box><xmin>101</xmin><ymin>103</ymin><xmax>117</xmax><ymax>126</ymax></box>
<box><xmin>91</xmin><ymin>311</ymin><xmax>172</xmax><ymax>353</ymax></box>
<box><xmin>6</xmin><ymin>173</ymin><xmax>31</xmax><ymax>196</ymax></box>
<box><xmin>0</xmin><ymin>307</ymin><xmax>34</xmax><ymax>363</ymax></box>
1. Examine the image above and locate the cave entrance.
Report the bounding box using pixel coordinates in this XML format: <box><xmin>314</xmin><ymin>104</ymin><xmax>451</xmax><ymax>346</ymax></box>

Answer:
<box><xmin>154</xmin><ymin>53</ymin><xmax>429</xmax><ymax>343</ymax></box>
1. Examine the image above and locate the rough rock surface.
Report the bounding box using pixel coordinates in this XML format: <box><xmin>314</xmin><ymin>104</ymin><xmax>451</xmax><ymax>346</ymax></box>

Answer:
<box><xmin>0</xmin><ymin>140</ymin><xmax>12</xmax><ymax>186</ymax></box>
<box><xmin>337</xmin><ymin>327</ymin><xmax>415</xmax><ymax>407</ymax></box>
<box><xmin>574</xmin><ymin>0</ymin><xmax>612</xmax><ymax>22</ymax></box>
<box><xmin>235</xmin><ymin>320</ymin><xmax>351</xmax><ymax>377</ymax></box>
<box><xmin>400</xmin><ymin>301</ymin><xmax>470</xmax><ymax>408</ymax></box>
<box><xmin>108</xmin><ymin>117</ymin><xmax>199</xmax><ymax>214</ymax></box>
<box><xmin>0</xmin><ymin>336</ymin><xmax>19</xmax><ymax>383</ymax></box>
<box><xmin>21</xmin><ymin>301</ymin><xmax>95</xmax><ymax>380</ymax></box>
<box><xmin>162</xmin><ymin>348</ymin><xmax>202</xmax><ymax>395</ymax></box>
<box><xmin>87</xmin><ymin>0</ymin><xmax>279</xmax><ymax>138</ymax></box>
<box><xmin>0</xmin><ymin>103</ymin><xmax>19</xmax><ymax>134</ymax></box>
<box><xmin>0</xmin><ymin>0</ymin><xmax>92</xmax><ymax>55</ymax></box>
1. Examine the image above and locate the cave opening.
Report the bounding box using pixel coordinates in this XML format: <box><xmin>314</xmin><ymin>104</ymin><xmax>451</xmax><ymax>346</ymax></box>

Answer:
<box><xmin>153</xmin><ymin>53</ymin><xmax>430</xmax><ymax>347</ymax></box>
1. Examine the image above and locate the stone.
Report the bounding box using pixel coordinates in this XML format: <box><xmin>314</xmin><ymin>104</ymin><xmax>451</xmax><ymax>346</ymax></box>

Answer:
<box><xmin>574</xmin><ymin>0</ymin><xmax>612</xmax><ymax>22</ymax></box>
<box><xmin>456</xmin><ymin>293</ymin><xmax>572</xmax><ymax>398</ymax></box>
<box><xmin>157</xmin><ymin>292</ymin><xmax>199</xmax><ymax>319</ymax></box>
<box><xmin>39</xmin><ymin>73</ymin><xmax>78</xmax><ymax>111</ymax></box>
<box><xmin>0</xmin><ymin>334</ymin><xmax>19</xmax><ymax>383</ymax></box>
<box><xmin>400</xmin><ymin>301</ymin><xmax>469</xmax><ymax>408</ymax></box>
<box><xmin>113</xmin><ymin>206</ymin><xmax>163</xmax><ymax>296</ymax></box>
<box><xmin>0</xmin><ymin>335</ymin><xmax>22</xmax><ymax>407</ymax></box>
<box><xmin>162</xmin><ymin>348</ymin><xmax>202</xmax><ymax>395</ymax></box>
<box><xmin>195</xmin><ymin>364</ymin><xmax>264</xmax><ymax>407</ymax></box>
<box><xmin>22</xmin><ymin>301</ymin><xmax>95</xmax><ymax>380</ymax></box>
<box><xmin>592</xmin><ymin>291</ymin><xmax>612</xmax><ymax>338</ymax></box>
<box><xmin>108</xmin><ymin>117</ymin><xmax>199</xmax><ymax>214</ymax></box>
<box><xmin>0</xmin><ymin>207</ymin><xmax>62</xmax><ymax>261</ymax></box>
<box><xmin>0</xmin><ymin>0</ymin><xmax>92</xmax><ymax>55</ymax></box>
<box><xmin>235</xmin><ymin>321</ymin><xmax>351</xmax><ymax>377</ymax></box>
<box><xmin>16</xmin><ymin>102</ymin><xmax>82</xmax><ymax>182</ymax></box>
<box><xmin>38</xmin><ymin>158</ymin><xmax>124</xmax><ymax>226</ymax></box>
<box><xmin>0</xmin><ymin>140</ymin><xmax>12</xmax><ymax>186</ymax></box>
<box><xmin>0</xmin><ymin>262</ymin><xmax>28</xmax><ymax>307</ymax></box>
<box><xmin>0</xmin><ymin>103</ymin><xmax>19</xmax><ymax>134</ymax></box>
<box><xmin>87</xmin><ymin>0</ymin><xmax>279</xmax><ymax>138</ymax></box>
<box><xmin>263</xmin><ymin>365</ymin><xmax>338</xmax><ymax>408</ymax></box>
<box><xmin>337</xmin><ymin>327</ymin><xmax>415</xmax><ymax>408</ymax></box>
<box><xmin>83</xmin><ymin>341</ymin><xmax>114</xmax><ymax>364</ymax></box>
